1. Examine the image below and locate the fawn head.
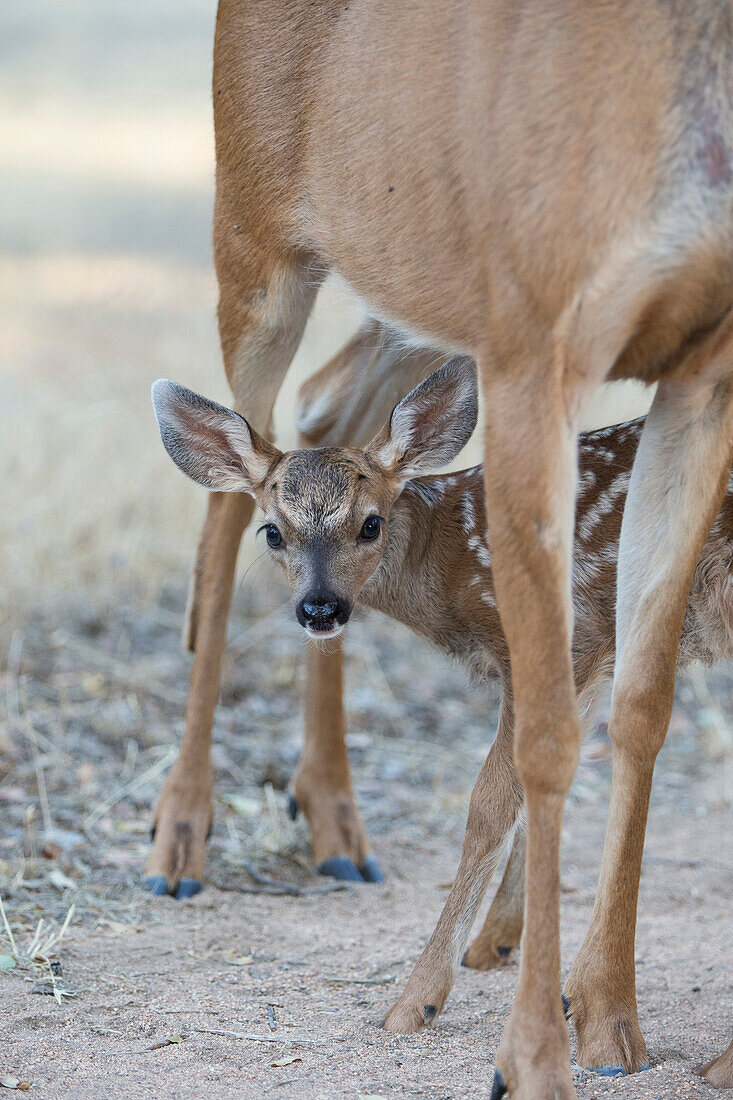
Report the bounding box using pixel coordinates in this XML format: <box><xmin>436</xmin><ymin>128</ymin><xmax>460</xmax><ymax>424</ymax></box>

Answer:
<box><xmin>152</xmin><ymin>359</ymin><xmax>477</xmax><ymax>638</ymax></box>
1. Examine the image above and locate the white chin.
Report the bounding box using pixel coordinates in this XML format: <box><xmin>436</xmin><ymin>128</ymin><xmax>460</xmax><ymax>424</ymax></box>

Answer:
<box><xmin>305</xmin><ymin>624</ymin><xmax>344</xmax><ymax>641</ymax></box>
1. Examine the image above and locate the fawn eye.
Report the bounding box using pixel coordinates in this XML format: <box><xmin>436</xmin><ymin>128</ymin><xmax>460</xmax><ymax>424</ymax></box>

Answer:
<box><xmin>265</xmin><ymin>524</ymin><xmax>283</xmax><ymax>549</ymax></box>
<box><xmin>360</xmin><ymin>515</ymin><xmax>381</xmax><ymax>542</ymax></box>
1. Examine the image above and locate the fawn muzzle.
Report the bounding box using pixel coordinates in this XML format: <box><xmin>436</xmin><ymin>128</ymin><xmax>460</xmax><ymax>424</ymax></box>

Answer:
<box><xmin>296</xmin><ymin>591</ymin><xmax>351</xmax><ymax>636</ymax></box>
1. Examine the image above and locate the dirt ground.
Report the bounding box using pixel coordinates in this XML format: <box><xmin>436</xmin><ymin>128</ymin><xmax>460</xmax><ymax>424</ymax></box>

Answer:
<box><xmin>1</xmin><ymin>3</ymin><xmax>732</xmax><ymax>1098</ymax></box>
<box><xmin>1</xmin><ymin>587</ymin><xmax>731</xmax><ymax>1099</ymax></box>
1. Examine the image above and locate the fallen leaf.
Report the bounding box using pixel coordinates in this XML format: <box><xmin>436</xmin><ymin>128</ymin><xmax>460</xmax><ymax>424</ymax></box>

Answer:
<box><xmin>221</xmin><ymin>794</ymin><xmax>261</xmax><ymax>818</ymax></box>
<box><xmin>269</xmin><ymin>1056</ymin><xmax>301</xmax><ymax>1068</ymax></box>
<box><xmin>0</xmin><ymin>955</ymin><xmax>17</xmax><ymax>970</ymax></box>
<box><xmin>47</xmin><ymin>868</ymin><xmax>76</xmax><ymax>891</ymax></box>
<box><xmin>223</xmin><ymin>950</ymin><xmax>254</xmax><ymax>966</ymax></box>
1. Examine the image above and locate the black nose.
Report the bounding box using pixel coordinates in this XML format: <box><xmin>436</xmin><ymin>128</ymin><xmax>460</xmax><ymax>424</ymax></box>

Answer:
<box><xmin>296</xmin><ymin>592</ymin><xmax>350</xmax><ymax>632</ymax></box>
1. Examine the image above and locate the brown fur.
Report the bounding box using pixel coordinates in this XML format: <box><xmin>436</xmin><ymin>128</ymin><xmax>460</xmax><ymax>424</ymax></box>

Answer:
<box><xmin>149</xmin><ymin>4</ymin><xmax>733</xmax><ymax>1093</ymax></box>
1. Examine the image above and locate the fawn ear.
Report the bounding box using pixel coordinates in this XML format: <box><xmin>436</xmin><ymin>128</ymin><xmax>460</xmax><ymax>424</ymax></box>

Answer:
<box><xmin>370</xmin><ymin>357</ymin><xmax>478</xmax><ymax>482</ymax></box>
<box><xmin>151</xmin><ymin>380</ymin><xmax>281</xmax><ymax>494</ymax></box>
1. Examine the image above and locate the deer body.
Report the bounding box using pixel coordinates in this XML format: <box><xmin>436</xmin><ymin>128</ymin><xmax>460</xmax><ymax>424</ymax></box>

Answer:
<box><xmin>147</xmin><ymin>2</ymin><xmax>733</xmax><ymax>1093</ymax></box>
<box><xmin>365</xmin><ymin>442</ymin><xmax>733</xmax><ymax>689</ymax></box>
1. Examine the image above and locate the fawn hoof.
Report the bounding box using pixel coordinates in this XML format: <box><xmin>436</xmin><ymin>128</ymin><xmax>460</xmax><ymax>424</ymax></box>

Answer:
<box><xmin>490</xmin><ymin>1069</ymin><xmax>507</xmax><ymax>1098</ymax></box>
<box><xmin>175</xmin><ymin>877</ymin><xmax>202</xmax><ymax>900</ymax></box>
<box><xmin>358</xmin><ymin>855</ymin><xmax>385</xmax><ymax>883</ymax></box>
<box><xmin>589</xmin><ymin>1062</ymin><xmax>649</xmax><ymax>1078</ymax></box>
<box><xmin>317</xmin><ymin>856</ymin><xmax>364</xmax><ymax>882</ymax></box>
<box><xmin>141</xmin><ymin>875</ymin><xmax>170</xmax><ymax>896</ymax></box>
<box><xmin>287</xmin><ymin>793</ymin><xmax>299</xmax><ymax>821</ymax></box>
<box><xmin>561</xmin><ymin>992</ymin><xmax>571</xmax><ymax>1019</ymax></box>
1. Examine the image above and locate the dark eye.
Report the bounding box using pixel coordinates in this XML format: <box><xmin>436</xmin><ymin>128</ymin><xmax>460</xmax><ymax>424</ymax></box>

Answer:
<box><xmin>265</xmin><ymin>524</ymin><xmax>283</xmax><ymax>549</ymax></box>
<box><xmin>360</xmin><ymin>515</ymin><xmax>381</xmax><ymax>542</ymax></box>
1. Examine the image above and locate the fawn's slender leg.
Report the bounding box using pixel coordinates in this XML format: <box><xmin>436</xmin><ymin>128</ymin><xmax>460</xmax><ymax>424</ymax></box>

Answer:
<box><xmin>144</xmin><ymin>235</ymin><xmax>320</xmax><ymax>897</ymax></box>
<box><xmin>462</xmin><ymin>821</ymin><xmax>526</xmax><ymax>970</ymax></box>
<box><xmin>699</xmin><ymin>1037</ymin><xmax>733</xmax><ymax>1089</ymax></box>
<box><xmin>566</xmin><ymin>357</ymin><xmax>733</xmax><ymax>1075</ymax></box>
<box><xmin>292</xmin><ymin>322</ymin><xmax>462</xmax><ymax>880</ymax></box>
<box><xmin>478</xmin><ymin>353</ymin><xmax>591</xmax><ymax>1100</ymax></box>
<box><xmin>384</xmin><ymin>695</ymin><xmax>522</xmax><ymax>1032</ymax></box>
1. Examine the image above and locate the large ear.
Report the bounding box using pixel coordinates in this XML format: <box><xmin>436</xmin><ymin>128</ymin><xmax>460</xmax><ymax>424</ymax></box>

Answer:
<box><xmin>151</xmin><ymin>380</ymin><xmax>281</xmax><ymax>494</ymax></box>
<box><xmin>369</xmin><ymin>357</ymin><xmax>478</xmax><ymax>482</ymax></box>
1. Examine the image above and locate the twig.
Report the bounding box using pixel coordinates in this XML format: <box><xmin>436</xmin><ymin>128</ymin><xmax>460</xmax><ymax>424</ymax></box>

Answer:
<box><xmin>8</xmin><ymin>632</ymin><xmax>53</xmax><ymax>835</ymax></box>
<box><xmin>84</xmin><ymin>747</ymin><xmax>176</xmax><ymax>828</ymax></box>
<box><xmin>0</xmin><ymin>895</ymin><xmax>18</xmax><ymax>957</ymax></box>
<box><xmin>190</xmin><ymin>1027</ymin><xmax>322</xmax><ymax>1045</ymax></box>
<box><xmin>324</xmin><ymin>974</ymin><xmax>396</xmax><ymax>985</ymax></box>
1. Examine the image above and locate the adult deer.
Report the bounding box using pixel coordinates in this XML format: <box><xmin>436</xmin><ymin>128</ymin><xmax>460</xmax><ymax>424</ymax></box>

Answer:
<box><xmin>146</xmin><ymin>3</ymin><xmax>733</xmax><ymax>1096</ymax></box>
<box><xmin>152</xmin><ymin>360</ymin><xmax>733</xmax><ymax>1088</ymax></box>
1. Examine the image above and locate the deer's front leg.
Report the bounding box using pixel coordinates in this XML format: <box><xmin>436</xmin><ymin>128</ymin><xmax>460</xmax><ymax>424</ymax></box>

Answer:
<box><xmin>384</xmin><ymin>697</ymin><xmax>522</xmax><ymax>1032</ymax></box>
<box><xmin>290</xmin><ymin>642</ymin><xmax>382</xmax><ymax>882</ymax></box>
<box><xmin>565</xmin><ymin>369</ymin><xmax>733</xmax><ymax>1077</ymax></box>
<box><xmin>479</xmin><ymin>360</ymin><xmax>586</xmax><ymax>1100</ymax></box>
<box><xmin>462</xmin><ymin>821</ymin><xmax>526</xmax><ymax>970</ymax></box>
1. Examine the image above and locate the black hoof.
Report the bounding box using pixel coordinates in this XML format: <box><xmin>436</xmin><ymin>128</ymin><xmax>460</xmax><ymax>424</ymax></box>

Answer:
<box><xmin>141</xmin><ymin>875</ymin><xmax>169</xmax><ymax>896</ymax></box>
<box><xmin>358</xmin><ymin>855</ymin><xmax>385</xmax><ymax>883</ymax></box>
<box><xmin>490</xmin><ymin>1068</ymin><xmax>507</xmax><ymax>1099</ymax></box>
<box><xmin>287</xmin><ymin>794</ymin><xmax>299</xmax><ymax>821</ymax></box>
<box><xmin>497</xmin><ymin>945</ymin><xmax>513</xmax><ymax>961</ymax></box>
<box><xmin>460</xmin><ymin>951</ymin><xmax>469</xmax><ymax>967</ymax></box>
<box><xmin>149</xmin><ymin>824</ymin><xmax>156</xmax><ymax>841</ymax></box>
<box><xmin>561</xmin><ymin>991</ymin><xmax>571</xmax><ymax>1019</ymax></box>
<box><xmin>175</xmin><ymin>877</ymin><xmax>202</xmax><ymax>900</ymax></box>
<box><xmin>423</xmin><ymin>1005</ymin><xmax>437</xmax><ymax>1023</ymax></box>
<box><xmin>317</xmin><ymin>856</ymin><xmax>363</xmax><ymax>882</ymax></box>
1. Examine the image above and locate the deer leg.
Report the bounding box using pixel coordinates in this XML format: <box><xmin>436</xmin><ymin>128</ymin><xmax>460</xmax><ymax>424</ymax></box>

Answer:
<box><xmin>565</xmin><ymin>359</ymin><xmax>733</xmax><ymax>1076</ymax></box>
<box><xmin>475</xmin><ymin>355</ymin><xmax>591</xmax><ymax>1100</ymax></box>
<box><xmin>384</xmin><ymin>696</ymin><xmax>522</xmax><ymax>1032</ymax></box>
<box><xmin>144</xmin><ymin>234</ymin><xmax>320</xmax><ymax>898</ymax></box>
<box><xmin>292</xmin><ymin>321</ymin><xmax>467</xmax><ymax>880</ymax></box>
<box><xmin>699</xmin><ymin>1037</ymin><xmax>733</xmax><ymax>1089</ymax></box>
<box><xmin>289</xmin><ymin>641</ymin><xmax>380</xmax><ymax>881</ymax></box>
<box><xmin>462</xmin><ymin>820</ymin><xmax>526</xmax><ymax>971</ymax></box>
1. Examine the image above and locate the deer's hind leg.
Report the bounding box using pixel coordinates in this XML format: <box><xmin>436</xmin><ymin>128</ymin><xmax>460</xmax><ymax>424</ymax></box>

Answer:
<box><xmin>699</xmin><ymin>1037</ymin><xmax>733</xmax><ymax>1089</ymax></box>
<box><xmin>565</xmin><ymin>333</ymin><xmax>733</xmax><ymax>1075</ymax></box>
<box><xmin>144</xmin><ymin>230</ymin><xmax>320</xmax><ymax>898</ymax></box>
<box><xmin>291</xmin><ymin>322</ymin><xmax>463</xmax><ymax>881</ymax></box>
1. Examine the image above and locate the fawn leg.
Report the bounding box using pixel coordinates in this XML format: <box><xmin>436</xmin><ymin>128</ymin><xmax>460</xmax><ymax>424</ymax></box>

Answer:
<box><xmin>293</xmin><ymin>322</ymin><xmax>467</xmax><ymax>880</ymax></box>
<box><xmin>699</xmin><ymin>1037</ymin><xmax>733</xmax><ymax>1089</ymax></box>
<box><xmin>463</xmin><ymin>821</ymin><xmax>526</xmax><ymax>970</ymax></box>
<box><xmin>384</xmin><ymin>697</ymin><xmax>522</xmax><ymax>1032</ymax></box>
<box><xmin>144</xmin><ymin>233</ymin><xmax>320</xmax><ymax>897</ymax></box>
<box><xmin>565</xmin><ymin>359</ymin><xmax>733</xmax><ymax>1075</ymax></box>
<box><xmin>477</xmin><ymin>356</ymin><xmax>590</xmax><ymax>1100</ymax></box>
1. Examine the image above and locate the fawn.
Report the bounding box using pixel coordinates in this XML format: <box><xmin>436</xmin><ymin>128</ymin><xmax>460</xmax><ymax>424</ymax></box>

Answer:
<box><xmin>146</xmin><ymin>3</ymin><xmax>733</xmax><ymax>1093</ymax></box>
<box><xmin>153</xmin><ymin>359</ymin><xmax>733</xmax><ymax>1077</ymax></box>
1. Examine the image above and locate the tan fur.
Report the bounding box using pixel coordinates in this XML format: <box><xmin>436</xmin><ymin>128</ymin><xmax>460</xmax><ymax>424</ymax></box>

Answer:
<box><xmin>151</xmin><ymin>4</ymin><xmax>733</xmax><ymax>1093</ymax></box>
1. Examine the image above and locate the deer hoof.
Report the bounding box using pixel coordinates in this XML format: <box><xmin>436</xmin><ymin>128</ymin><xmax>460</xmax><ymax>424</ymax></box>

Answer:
<box><xmin>287</xmin><ymin>793</ymin><xmax>299</xmax><ymax>820</ymax></box>
<box><xmin>317</xmin><ymin>856</ymin><xmax>364</xmax><ymax>881</ymax></box>
<box><xmin>490</xmin><ymin>1069</ymin><xmax>507</xmax><ymax>1098</ymax></box>
<box><xmin>588</xmin><ymin>1063</ymin><xmax>649</xmax><ymax>1077</ymax></box>
<box><xmin>141</xmin><ymin>875</ymin><xmax>169</xmax><ymax>896</ymax></box>
<box><xmin>358</xmin><ymin>855</ymin><xmax>384</xmax><ymax>883</ymax></box>
<box><xmin>561</xmin><ymin>992</ymin><xmax>571</xmax><ymax>1019</ymax></box>
<box><xmin>175</xmin><ymin>877</ymin><xmax>202</xmax><ymax>900</ymax></box>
